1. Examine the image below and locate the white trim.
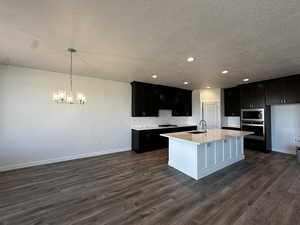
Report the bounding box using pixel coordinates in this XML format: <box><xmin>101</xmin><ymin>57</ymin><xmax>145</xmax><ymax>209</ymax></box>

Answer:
<box><xmin>272</xmin><ymin>148</ymin><xmax>296</xmax><ymax>155</ymax></box>
<box><xmin>0</xmin><ymin>147</ymin><xmax>130</xmax><ymax>172</ymax></box>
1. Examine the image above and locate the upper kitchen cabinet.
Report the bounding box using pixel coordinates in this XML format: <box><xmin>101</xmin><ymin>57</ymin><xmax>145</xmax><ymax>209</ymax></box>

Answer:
<box><xmin>266</xmin><ymin>75</ymin><xmax>300</xmax><ymax>105</ymax></box>
<box><xmin>158</xmin><ymin>86</ymin><xmax>174</xmax><ymax>109</ymax></box>
<box><xmin>131</xmin><ymin>81</ymin><xmax>193</xmax><ymax>117</ymax></box>
<box><xmin>265</xmin><ymin>78</ymin><xmax>286</xmax><ymax>105</ymax></box>
<box><xmin>173</xmin><ymin>90</ymin><xmax>192</xmax><ymax>116</ymax></box>
<box><xmin>285</xmin><ymin>75</ymin><xmax>300</xmax><ymax>104</ymax></box>
<box><xmin>240</xmin><ymin>82</ymin><xmax>265</xmax><ymax>109</ymax></box>
<box><xmin>224</xmin><ymin>87</ymin><xmax>240</xmax><ymax>116</ymax></box>
<box><xmin>131</xmin><ymin>82</ymin><xmax>159</xmax><ymax>117</ymax></box>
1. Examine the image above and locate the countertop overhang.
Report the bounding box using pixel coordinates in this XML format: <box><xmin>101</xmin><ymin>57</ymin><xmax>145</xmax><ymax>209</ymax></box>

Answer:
<box><xmin>161</xmin><ymin>128</ymin><xmax>253</xmax><ymax>145</ymax></box>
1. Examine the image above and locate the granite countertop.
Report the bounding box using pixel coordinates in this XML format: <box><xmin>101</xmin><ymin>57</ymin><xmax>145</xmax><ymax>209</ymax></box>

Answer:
<box><xmin>161</xmin><ymin>128</ymin><xmax>253</xmax><ymax>144</ymax></box>
<box><xmin>132</xmin><ymin>124</ymin><xmax>197</xmax><ymax>131</ymax></box>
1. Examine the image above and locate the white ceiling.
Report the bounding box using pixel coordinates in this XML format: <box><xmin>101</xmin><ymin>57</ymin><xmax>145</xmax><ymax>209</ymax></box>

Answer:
<box><xmin>1</xmin><ymin>0</ymin><xmax>300</xmax><ymax>89</ymax></box>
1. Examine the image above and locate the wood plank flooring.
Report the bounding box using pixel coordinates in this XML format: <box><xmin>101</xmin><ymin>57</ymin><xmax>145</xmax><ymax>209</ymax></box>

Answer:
<box><xmin>0</xmin><ymin>149</ymin><xmax>299</xmax><ymax>225</ymax></box>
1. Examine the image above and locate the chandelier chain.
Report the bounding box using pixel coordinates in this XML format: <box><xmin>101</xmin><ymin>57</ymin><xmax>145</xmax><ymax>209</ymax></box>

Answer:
<box><xmin>70</xmin><ymin>49</ymin><xmax>73</xmax><ymax>93</ymax></box>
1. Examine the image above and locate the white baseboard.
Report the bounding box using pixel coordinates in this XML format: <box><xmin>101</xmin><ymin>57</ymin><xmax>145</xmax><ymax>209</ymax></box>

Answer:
<box><xmin>0</xmin><ymin>147</ymin><xmax>130</xmax><ymax>172</ymax></box>
<box><xmin>272</xmin><ymin>147</ymin><xmax>296</xmax><ymax>155</ymax></box>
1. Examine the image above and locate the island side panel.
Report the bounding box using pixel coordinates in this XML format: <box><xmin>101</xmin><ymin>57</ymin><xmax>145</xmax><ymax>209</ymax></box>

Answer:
<box><xmin>196</xmin><ymin>136</ymin><xmax>245</xmax><ymax>180</ymax></box>
<box><xmin>168</xmin><ymin>139</ymin><xmax>199</xmax><ymax>179</ymax></box>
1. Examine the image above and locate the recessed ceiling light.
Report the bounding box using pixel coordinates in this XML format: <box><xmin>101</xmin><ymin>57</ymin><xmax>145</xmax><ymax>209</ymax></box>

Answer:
<box><xmin>206</xmin><ymin>86</ymin><xmax>211</xmax><ymax>89</ymax></box>
<box><xmin>243</xmin><ymin>78</ymin><xmax>249</xmax><ymax>82</ymax></box>
<box><xmin>222</xmin><ymin>70</ymin><xmax>229</xmax><ymax>74</ymax></box>
<box><xmin>187</xmin><ymin>57</ymin><xmax>194</xmax><ymax>62</ymax></box>
<box><xmin>184</xmin><ymin>81</ymin><xmax>189</xmax><ymax>85</ymax></box>
<box><xmin>152</xmin><ymin>75</ymin><xmax>158</xmax><ymax>79</ymax></box>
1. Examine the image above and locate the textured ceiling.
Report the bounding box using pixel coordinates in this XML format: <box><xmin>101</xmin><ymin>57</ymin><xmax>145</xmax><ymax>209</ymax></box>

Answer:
<box><xmin>1</xmin><ymin>0</ymin><xmax>300</xmax><ymax>89</ymax></box>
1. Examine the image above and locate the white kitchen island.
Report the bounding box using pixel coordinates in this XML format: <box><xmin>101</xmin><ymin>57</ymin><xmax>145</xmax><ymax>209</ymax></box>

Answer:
<box><xmin>161</xmin><ymin>129</ymin><xmax>253</xmax><ymax>180</ymax></box>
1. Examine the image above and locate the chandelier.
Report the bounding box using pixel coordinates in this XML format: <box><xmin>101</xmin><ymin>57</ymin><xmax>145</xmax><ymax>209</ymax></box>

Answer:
<box><xmin>53</xmin><ymin>48</ymin><xmax>87</xmax><ymax>104</ymax></box>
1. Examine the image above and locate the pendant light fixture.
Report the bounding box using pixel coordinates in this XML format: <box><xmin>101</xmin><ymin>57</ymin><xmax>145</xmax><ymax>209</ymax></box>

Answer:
<box><xmin>53</xmin><ymin>48</ymin><xmax>87</xmax><ymax>104</ymax></box>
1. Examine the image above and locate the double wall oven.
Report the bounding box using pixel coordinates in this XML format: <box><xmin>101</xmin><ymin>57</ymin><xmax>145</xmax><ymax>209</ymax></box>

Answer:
<box><xmin>241</xmin><ymin>108</ymin><xmax>265</xmax><ymax>141</ymax></box>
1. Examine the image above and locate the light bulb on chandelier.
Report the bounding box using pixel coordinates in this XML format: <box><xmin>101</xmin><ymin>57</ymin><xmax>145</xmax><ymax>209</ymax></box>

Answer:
<box><xmin>53</xmin><ymin>48</ymin><xmax>87</xmax><ymax>104</ymax></box>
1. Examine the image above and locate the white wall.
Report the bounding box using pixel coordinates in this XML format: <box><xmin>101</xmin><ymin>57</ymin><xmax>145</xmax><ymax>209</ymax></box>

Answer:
<box><xmin>200</xmin><ymin>88</ymin><xmax>221</xmax><ymax>102</ymax></box>
<box><xmin>0</xmin><ymin>65</ymin><xmax>200</xmax><ymax>171</ymax></box>
<box><xmin>271</xmin><ymin>104</ymin><xmax>300</xmax><ymax>155</ymax></box>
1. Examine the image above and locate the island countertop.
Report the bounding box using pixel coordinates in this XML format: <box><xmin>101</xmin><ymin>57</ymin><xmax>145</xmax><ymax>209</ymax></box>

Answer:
<box><xmin>161</xmin><ymin>128</ymin><xmax>253</xmax><ymax>145</ymax></box>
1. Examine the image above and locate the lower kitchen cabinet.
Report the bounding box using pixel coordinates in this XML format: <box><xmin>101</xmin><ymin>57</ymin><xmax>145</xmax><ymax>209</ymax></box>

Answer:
<box><xmin>132</xmin><ymin>126</ymin><xmax>197</xmax><ymax>153</ymax></box>
<box><xmin>222</xmin><ymin>126</ymin><xmax>241</xmax><ymax>131</ymax></box>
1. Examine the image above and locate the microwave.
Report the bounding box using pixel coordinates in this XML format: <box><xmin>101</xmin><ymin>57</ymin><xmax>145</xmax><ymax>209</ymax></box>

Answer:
<box><xmin>241</xmin><ymin>108</ymin><xmax>264</xmax><ymax>122</ymax></box>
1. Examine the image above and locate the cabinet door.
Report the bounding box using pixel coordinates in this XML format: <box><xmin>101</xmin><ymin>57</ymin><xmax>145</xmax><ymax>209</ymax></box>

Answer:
<box><xmin>145</xmin><ymin>85</ymin><xmax>159</xmax><ymax>116</ymax></box>
<box><xmin>159</xmin><ymin>86</ymin><xmax>174</xmax><ymax>109</ymax></box>
<box><xmin>224</xmin><ymin>87</ymin><xmax>240</xmax><ymax>116</ymax></box>
<box><xmin>184</xmin><ymin>91</ymin><xmax>192</xmax><ymax>116</ymax></box>
<box><xmin>251</xmin><ymin>82</ymin><xmax>265</xmax><ymax>108</ymax></box>
<box><xmin>285</xmin><ymin>75</ymin><xmax>300</xmax><ymax>104</ymax></box>
<box><xmin>173</xmin><ymin>90</ymin><xmax>192</xmax><ymax>116</ymax></box>
<box><xmin>265</xmin><ymin>79</ymin><xmax>285</xmax><ymax>105</ymax></box>
<box><xmin>131</xmin><ymin>83</ymin><xmax>158</xmax><ymax>117</ymax></box>
<box><xmin>240</xmin><ymin>85</ymin><xmax>253</xmax><ymax>109</ymax></box>
<box><xmin>240</xmin><ymin>83</ymin><xmax>265</xmax><ymax>108</ymax></box>
<box><xmin>173</xmin><ymin>90</ymin><xmax>185</xmax><ymax>116</ymax></box>
<box><xmin>140</xmin><ymin>130</ymin><xmax>160</xmax><ymax>150</ymax></box>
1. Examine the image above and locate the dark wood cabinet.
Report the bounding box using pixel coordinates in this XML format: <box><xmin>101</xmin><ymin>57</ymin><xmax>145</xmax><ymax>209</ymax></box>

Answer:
<box><xmin>158</xmin><ymin>86</ymin><xmax>174</xmax><ymax>109</ymax></box>
<box><xmin>173</xmin><ymin>90</ymin><xmax>192</xmax><ymax>116</ymax></box>
<box><xmin>265</xmin><ymin>78</ymin><xmax>286</xmax><ymax>105</ymax></box>
<box><xmin>240</xmin><ymin>82</ymin><xmax>265</xmax><ymax>109</ymax></box>
<box><xmin>266</xmin><ymin>75</ymin><xmax>300</xmax><ymax>105</ymax></box>
<box><xmin>132</xmin><ymin>126</ymin><xmax>197</xmax><ymax>153</ymax></box>
<box><xmin>224</xmin><ymin>87</ymin><xmax>240</xmax><ymax>116</ymax></box>
<box><xmin>285</xmin><ymin>75</ymin><xmax>300</xmax><ymax>104</ymax></box>
<box><xmin>222</xmin><ymin>126</ymin><xmax>241</xmax><ymax>131</ymax></box>
<box><xmin>131</xmin><ymin>81</ymin><xmax>192</xmax><ymax>117</ymax></box>
<box><xmin>131</xmin><ymin>82</ymin><xmax>159</xmax><ymax>117</ymax></box>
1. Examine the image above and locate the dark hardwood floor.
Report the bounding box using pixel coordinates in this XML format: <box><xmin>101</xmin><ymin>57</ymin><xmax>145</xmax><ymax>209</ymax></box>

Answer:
<box><xmin>0</xmin><ymin>149</ymin><xmax>299</xmax><ymax>225</ymax></box>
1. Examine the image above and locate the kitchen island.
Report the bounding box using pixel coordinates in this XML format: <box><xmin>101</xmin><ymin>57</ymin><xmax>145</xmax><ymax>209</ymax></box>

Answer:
<box><xmin>161</xmin><ymin>129</ymin><xmax>253</xmax><ymax>180</ymax></box>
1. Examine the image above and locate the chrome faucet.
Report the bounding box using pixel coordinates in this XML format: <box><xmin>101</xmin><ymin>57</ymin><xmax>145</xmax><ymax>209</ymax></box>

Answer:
<box><xmin>199</xmin><ymin>102</ymin><xmax>207</xmax><ymax>133</ymax></box>
<box><xmin>199</xmin><ymin>119</ymin><xmax>207</xmax><ymax>133</ymax></box>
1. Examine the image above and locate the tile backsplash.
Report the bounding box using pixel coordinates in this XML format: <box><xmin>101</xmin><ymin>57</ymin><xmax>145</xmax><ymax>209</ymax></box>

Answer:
<box><xmin>222</xmin><ymin>116</ymin><xmax>241</xmax><ymax>128</ymax></box>
<box><xmin>131</xmin><ymin>110</ymin><xmax>197</xmax><ymax>129</ymax></box>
